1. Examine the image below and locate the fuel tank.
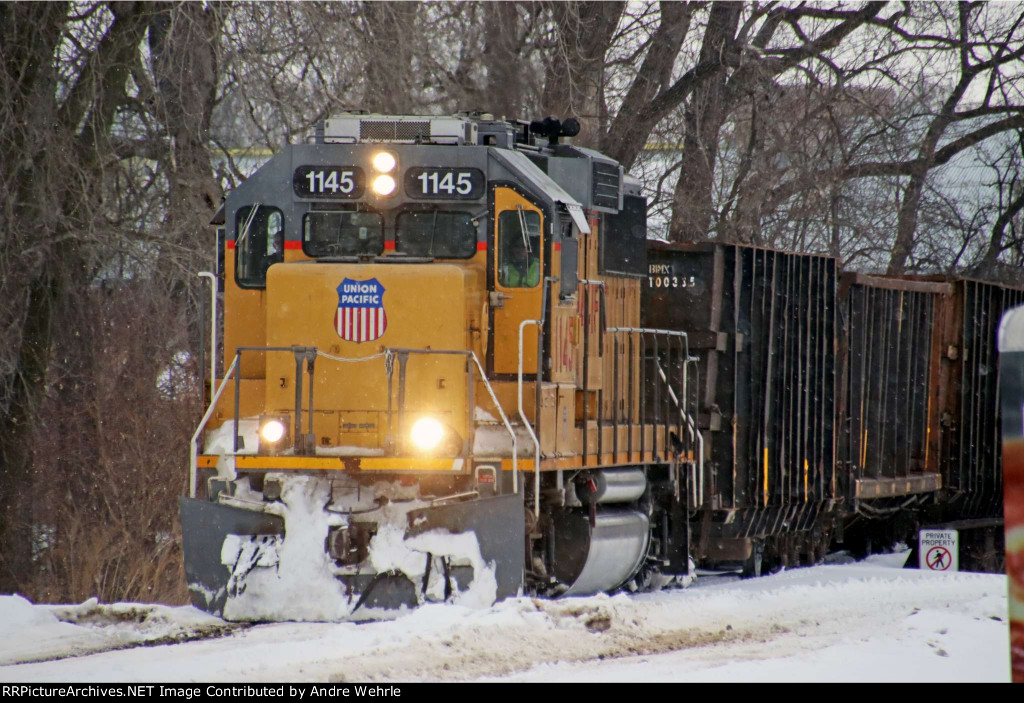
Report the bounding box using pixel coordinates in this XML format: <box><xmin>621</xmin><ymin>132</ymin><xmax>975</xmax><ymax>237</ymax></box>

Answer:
<box><xmin>551</xmin><ymin>507</ymin><xmax>651</xmax><ymax>596</ymax></box>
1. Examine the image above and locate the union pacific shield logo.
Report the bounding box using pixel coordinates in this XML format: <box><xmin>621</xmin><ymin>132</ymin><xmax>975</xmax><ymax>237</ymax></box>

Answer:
<box><xmin>335</xmin><ymin>278</ymin><xmax>387</xmax><ymax>343</ymax></box>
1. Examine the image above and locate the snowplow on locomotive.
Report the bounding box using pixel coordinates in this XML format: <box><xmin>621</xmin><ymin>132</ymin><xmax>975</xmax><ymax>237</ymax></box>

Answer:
<box><xmin>181</xmin><ymin>112</ymin><xmax>1018</xmax><ymax>621</ymax></box>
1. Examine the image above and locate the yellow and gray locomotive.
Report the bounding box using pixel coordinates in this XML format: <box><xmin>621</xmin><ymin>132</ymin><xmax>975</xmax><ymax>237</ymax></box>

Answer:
<box><xmin>182</xmin><ymin>114</ymin><xmax>703</xmax><ymax>620</ymax></box>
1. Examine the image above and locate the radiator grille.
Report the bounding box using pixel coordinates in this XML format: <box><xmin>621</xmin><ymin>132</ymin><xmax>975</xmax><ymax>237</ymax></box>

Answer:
<box><xmin>592</xmin><ymin>161</ymin><xmax>620</xmax><ymax>209</ymax></box>
<box><xmin>359</xmin><ymin>120</ymin><xmax>431</xmax><ymax>141</ymax></box>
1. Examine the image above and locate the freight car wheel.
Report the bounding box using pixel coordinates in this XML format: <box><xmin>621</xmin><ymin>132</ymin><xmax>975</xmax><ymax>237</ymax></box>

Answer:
<box><xmin>812</xmin><ymin>528</ymin><xmax>830</xmax><ymax>564</ymax></box>
<box><xmin>740</xmin><ymin>540</ymin><xmax>764</xmax><ymax>578</ymax></box>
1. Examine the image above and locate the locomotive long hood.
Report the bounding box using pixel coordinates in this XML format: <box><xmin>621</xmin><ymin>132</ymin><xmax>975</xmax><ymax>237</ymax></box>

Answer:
<box><xmin>263</xmin><ymin>262</ymin><xmax>483</xmax><ymax>453</ymax></box>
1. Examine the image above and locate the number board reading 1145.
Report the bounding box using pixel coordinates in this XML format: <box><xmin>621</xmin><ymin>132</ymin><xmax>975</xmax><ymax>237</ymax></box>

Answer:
<box><xmin>293</xmin><ymin>166</ymin><xmax>365</xmax><ymax>199</ymax></box>
<box><xmin>405</xmin><ymin>168</ymin><xmax>484</xmax><ymax>199</ymax></box>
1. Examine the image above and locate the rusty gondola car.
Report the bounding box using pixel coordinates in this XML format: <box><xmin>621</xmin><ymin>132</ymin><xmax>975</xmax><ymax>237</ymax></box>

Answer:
<box><xmin>837</xmin><ymin>274</ymin><xmax>1024</xmax><ymax>569</ymax></box>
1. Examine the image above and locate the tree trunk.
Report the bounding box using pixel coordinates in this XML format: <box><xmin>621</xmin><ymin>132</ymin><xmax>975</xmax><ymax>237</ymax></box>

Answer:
<box><xmin>149</xmin><ymin>3</ymin><xmax>224</xmax><ymax>239</ymax></box>
<box><xmin>604</xmin><ymin>2</ymin><xmax>694</xmax><ymax>169</ymax></box>
<box><xmin>0</xmin><ymin>273</ymin><xmax>59</xmax><ymax>591</ymax></box>
<box><xmin>540</xmin><ymin>1</ymin><xmax>624</xmax><ymax>148</ymax></box>
<box><xmin>668</xmin><ymin>2</ymin><xmax>740</xmax><ymax>243</ymax></box>
<box><xmin>0</xmin><ymin>2</ymin><xmax>149</xmax><ymax>591</ymax></box>
<box><xmin>483</xmin><ymin>3</ymin><xmax>526</xmax><ymax>120</ymax></box>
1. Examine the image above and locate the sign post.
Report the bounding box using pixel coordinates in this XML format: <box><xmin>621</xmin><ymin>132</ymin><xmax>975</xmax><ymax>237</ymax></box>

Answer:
<box><xmin>919</xmin><ymin>529</ymin><xmax>959</xmax><ymax>572</ymax></box>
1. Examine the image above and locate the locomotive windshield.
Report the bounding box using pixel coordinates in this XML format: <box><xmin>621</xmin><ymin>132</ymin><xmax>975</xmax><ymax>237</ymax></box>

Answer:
<box><xmin>395</xmin><ymin>210</ymin><xmax>476</xmax><ymax>258</ymax></box>
<box><xmin>303</xmin><ymin>210</ymin><xmax>384</xmax><ymax>256</ymax></box>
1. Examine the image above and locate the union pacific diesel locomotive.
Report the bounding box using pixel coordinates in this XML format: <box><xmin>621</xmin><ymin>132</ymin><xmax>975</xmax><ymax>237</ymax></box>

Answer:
<box><xmin>181</xmin><ymin>113</ymin><xmax>1018</xmax><ymax>621</ymax></box>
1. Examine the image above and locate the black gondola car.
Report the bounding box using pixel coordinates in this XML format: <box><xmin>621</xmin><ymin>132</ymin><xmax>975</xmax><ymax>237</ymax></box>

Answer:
<box><xmin>642</xmin><ymin>242</ymin><xmax>839</xmax><ymax>572</ymax></box>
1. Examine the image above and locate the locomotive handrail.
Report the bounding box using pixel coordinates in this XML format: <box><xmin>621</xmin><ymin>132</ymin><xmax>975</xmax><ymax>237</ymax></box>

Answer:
<box><xmin>190</xmin><ymin>353</ymin><xmax>240</xmax><ymax>498</ymax></box>
<box><xmin>467</xmin><ymin>350</ymin><xmax>518</xmax><ymax>493</ymax></box>
<box><xmin>231</xmin><ymin>346</ymin><xmax>318</xmax><ymax>454</ymax></box>
<box><xmin>198</xmin><ymin>271</ymin><xmax>218</xmax><ymax>401</ymax></box>
<box><xmin>516</xmin><ymin>276</ymin><xmax>559</xmax><ymax>519</ymax></box>
<box><xmin>653</xmin><ymin>357</ymin><xmax>704</xmax><ymax>507</ymax></box>
<box><xmin>382</xmin><ymin>347</ymin><xmax>518</xmax><ymax>493</ymax></box>
<box><xmin>579</xmin><ymin>279</ymin><xmax>606</xmax><ymax>463</ymax></box>
<box><xmin>193</xmin><ymin>345</ymin><xmax>320</xmax><ymax>498</ymax></box>
<box><xmin>606</xmin><ymin>326</ymin><xmax>694</xmax><ymax>338</ymax></box>
<box><xmin>191</xmin><ymin>345</ymin><xmax>518</xmax><ymax>496</ymax></box>
<box><xmin>606</xmin><ymin>326</ymin><xmax>705</xmax><ymax>507</ymax></box>
<box><xmin>519</xmin><ymin>318</ymin><xmax>542</xmax><ymax>520</ymax></box>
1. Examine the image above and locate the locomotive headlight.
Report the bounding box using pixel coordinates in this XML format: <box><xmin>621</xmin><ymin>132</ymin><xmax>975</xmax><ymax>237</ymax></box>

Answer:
<box><xmin>372</xmin><ymin>151</ymin><xmax>397</xmax><ymax>173</ymax></box>
<box><xmin>371</xmin><ymin>174</ymin><xmax>397</xmax><ymax>196</ymax></box>
<box><xmin>260</xmin><ymin>419</ymin><xmax>286</xmax><ymax>444</ymax></box>
<box><xmin>410</xmin><ymin>417</ymin><xmax>445</xmax><ymax>452</ymax></box>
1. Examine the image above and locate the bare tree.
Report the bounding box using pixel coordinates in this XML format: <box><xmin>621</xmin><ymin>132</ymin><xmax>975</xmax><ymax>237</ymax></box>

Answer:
<box><xmin>0</xmin><ymin>2</ymin><xmax>218</xmax><ymax>600</ymax></box>
<box><xmin>0</xmin><ymin>2</ymin><xmax>152</xmax><ymax>592</ymax></box>
<box><xmin>967</xmin><ymin>128</ymin><xmax>1024</xmax><ymax>277</ymax></box>
<box><xmin>880</xmin><ymin>3</ymin><xmax>1024</xmax><ymax>273</ymax></box>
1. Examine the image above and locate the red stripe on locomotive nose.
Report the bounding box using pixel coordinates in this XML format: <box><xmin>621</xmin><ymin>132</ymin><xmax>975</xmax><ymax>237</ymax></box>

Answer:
<box><xmin>226</xmin><ymin>240</ymin><xmax>301</xmax><ymax>250</ymax></box>
<box><xmin>477</xmin><ymin>241</ymin><xmax>487</xmax><ymax>250</ymax></box>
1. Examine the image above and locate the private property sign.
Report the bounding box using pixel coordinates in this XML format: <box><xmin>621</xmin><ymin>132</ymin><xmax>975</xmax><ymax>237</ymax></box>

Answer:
<box><xmin>919</xmin><ymin>529</ymin><xmax>959</xmax><ymax>572</ymax></box>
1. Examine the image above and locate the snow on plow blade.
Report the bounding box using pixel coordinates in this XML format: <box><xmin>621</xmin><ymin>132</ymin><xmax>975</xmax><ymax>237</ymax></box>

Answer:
<box><xmin>406</xmin><ymin>493</ymin><xmax>524</xmax><ymax>602</ymax></box>
<box><xmin>179</xmin><ymin>496</ymin><xmax>285</xmax><ymax>616</ymax></box>
<box><xmin>179</xmin><ymin>492</ymin><xmax>523</xmax><ymax>620</ymax></box>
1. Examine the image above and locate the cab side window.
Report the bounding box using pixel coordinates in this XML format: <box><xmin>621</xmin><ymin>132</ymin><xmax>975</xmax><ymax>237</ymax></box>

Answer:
<box><xmin>497</xmin><ymin>209</ymin><xmax>541</xmax><ymax>288</ymax></box>
<box><xmin>236</xmin><ymin>206</ymin><xmax>284</xmax><ymax>288</ymax></box>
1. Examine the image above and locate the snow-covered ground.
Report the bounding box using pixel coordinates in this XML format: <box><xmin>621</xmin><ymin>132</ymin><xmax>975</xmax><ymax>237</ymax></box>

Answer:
<box><xmin>0</xmin><ymin>551</ymin><xmax>1010</xmax><ymax>682</ymax></box>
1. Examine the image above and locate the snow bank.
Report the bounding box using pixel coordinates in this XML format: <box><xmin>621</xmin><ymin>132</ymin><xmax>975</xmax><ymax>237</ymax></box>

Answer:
<box><xmin>0</xmin><ymin>595</ymin><xmax>228</xmax><ymax>667</ymax></box>
<box><xmin>0</xmin><ymin>594</ymin><xmax>60</xmax><ymax>632</ymax></box>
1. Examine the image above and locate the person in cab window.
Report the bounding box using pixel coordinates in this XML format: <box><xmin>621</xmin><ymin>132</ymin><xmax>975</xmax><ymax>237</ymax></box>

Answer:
<box><xmin>504</xmin><ymin>246</ymin><xmax>539</xmax><ymax>287</ymax></box>
<box><xmin>265</xmin><ymin>207</ymin><xmax>284</xmax><ymax>273</ymax></box>
<box><xmin>269</xmin><ymin>231</ymin><xmax>284</xmax><ymax>263</ymax></box>
<box><xmin>499</xmin><ymin>209</ymin><xmax>541</xmax><ymax>287</ymax></box>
